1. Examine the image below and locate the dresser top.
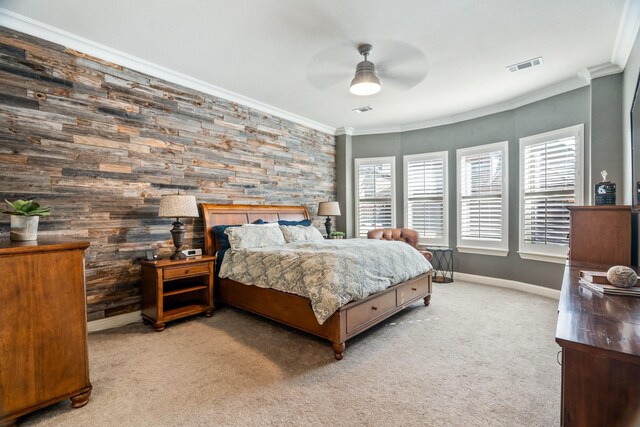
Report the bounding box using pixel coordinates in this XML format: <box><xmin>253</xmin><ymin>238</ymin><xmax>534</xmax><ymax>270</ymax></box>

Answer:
<box><xmin>0</xmin><ymin>238</ymin><xmax>90</xmax><ymax>255</ymax></box>
<box><xmin>556</xmin><ymin>263</ymin><xmax>640</xmax><ymax>363</ymax></box>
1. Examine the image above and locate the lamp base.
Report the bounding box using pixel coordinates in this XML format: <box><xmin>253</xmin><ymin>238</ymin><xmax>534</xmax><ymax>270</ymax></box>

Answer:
<box><xmin>324</xmin><ymin>216</ymin><xmax>333</xmax><ymax>237</ymax></box>
<box><xmin>169</xmin><ymin>218</ymin><xmax>186</xmax><ymax>260</ymax></box>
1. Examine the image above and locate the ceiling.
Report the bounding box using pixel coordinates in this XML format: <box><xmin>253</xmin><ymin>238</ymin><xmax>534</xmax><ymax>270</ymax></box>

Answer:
<box><xmin>0</xmin><ymin>0</ymin><xmax>631</xmax><ymax>135</ymax></box>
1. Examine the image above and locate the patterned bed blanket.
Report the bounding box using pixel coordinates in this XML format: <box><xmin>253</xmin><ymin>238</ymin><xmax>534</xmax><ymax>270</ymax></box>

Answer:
<box><xmin>218</xmin><ymin>239</ymin><xmax>432</xmax><ymax>324</ymax></box>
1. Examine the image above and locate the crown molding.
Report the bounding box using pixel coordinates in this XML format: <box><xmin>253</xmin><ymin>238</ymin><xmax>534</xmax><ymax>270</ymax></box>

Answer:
<box><xmin>611</xmin><ymin>0</ymin><xmax>640</xmax><ymax>69</ymax></box>
<box><xmin>578</xmin><ymin>62</ymin><xmax>623</xmax><ymax>82</ymax></box>
<box><xmin>0</xmin><ymin>8</ymin><xmax>336</xmax><ymax>136</ymax></box>
<box><xmin>334</xmin><ymin>127</ymin><xmax>354</xmax><ymax>136</ymax></box>
<box><xmin>351</xmin><ymin>76</ymin><xmax>590</xmax><ymax>136</ymax></box>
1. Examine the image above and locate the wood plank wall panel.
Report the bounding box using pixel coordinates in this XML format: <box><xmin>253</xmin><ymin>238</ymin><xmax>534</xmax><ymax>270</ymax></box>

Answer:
<box><xmin>0</xmin><ymin>28</ymin><xmax>336</xmax><ymax>320</ymax></box>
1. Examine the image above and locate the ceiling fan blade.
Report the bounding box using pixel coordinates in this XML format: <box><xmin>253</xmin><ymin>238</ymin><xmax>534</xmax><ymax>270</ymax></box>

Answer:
<box><xmin>379</xmin><ymin>69</ymin><xmax>428</xmax><ymax>90</ymax></box>
<box><xmin>307</xmin><ymin>71</ymin><xmax>352</xmax><ymax>90</ymax></box>
<box><xmin>305</xmin><ymin>41</ymin><xmax>359</xmax><ymax>90</ymax></box>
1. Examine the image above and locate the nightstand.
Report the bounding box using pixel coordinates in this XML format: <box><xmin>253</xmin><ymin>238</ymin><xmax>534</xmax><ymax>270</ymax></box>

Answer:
<box><xmin>140</xmin><ymin>255</ymin><xmax>215</xmax><ymax>331</ymax></box>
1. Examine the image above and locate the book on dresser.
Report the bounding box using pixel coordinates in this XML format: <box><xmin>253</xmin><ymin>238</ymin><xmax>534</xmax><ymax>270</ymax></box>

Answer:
<box><xmin>579</xmin><ymin>270</ymin><xmax>610</xmax><ymax>284</ymax></box>
<box><xmin>579</xmin><ymin>269</ymin><xmax>640</xmax><ymax>296</ymax></box>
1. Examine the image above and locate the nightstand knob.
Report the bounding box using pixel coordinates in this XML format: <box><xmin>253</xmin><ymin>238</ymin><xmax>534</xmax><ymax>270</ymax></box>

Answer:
<box><xmin>185</xmin><ymin>269</ymin><xmax>190</xmax><ymax>274</ymax></box>
<box><xmin>371</xmin><ymin>306</ymin><xmax>378</xmax><ymax>311</ymax></box>
<box><xmin>411</xmin><ymin>287</ymin><xmax>417</xmax><ymax>291</ymax></box>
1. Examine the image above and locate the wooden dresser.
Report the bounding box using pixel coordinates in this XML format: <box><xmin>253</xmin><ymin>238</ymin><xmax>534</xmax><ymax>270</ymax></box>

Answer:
<box><xmin>0</xmin><ymin>239</ymin><xmax>92</xmax><ymax>426</ymax></box>
<box><xmin>556</xmin><ymin>264</ymin><xmax>640</xmax><ymax>426</ymax></box>
<box><xmin>556</xmin><ymin>206</ymin><xmax>639</xmax><ymax>426</ymax></box>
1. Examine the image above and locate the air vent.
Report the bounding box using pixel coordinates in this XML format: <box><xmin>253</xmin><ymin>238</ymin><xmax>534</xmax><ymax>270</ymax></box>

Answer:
<box><xmin>507</xmin><ymin>57</ymin><xmax>543</xmax><ymax>72</ymax></box>
<box><xmin>353</xmin><ymin>105</ymin><xmax>373</xmax><ymax>113</ymax></box>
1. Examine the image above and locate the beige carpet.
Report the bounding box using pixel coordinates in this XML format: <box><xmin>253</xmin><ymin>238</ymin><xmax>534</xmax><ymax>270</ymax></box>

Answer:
<box><xmin>22</xmin><ymin>281</ymin><xmax>560</xmax><ymax>426</ymax></box>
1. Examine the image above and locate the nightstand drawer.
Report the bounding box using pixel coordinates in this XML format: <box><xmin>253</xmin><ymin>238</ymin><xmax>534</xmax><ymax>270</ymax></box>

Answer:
<box><xmin>164</xmin><ymin>263</ymin><xmax>210</xmax><ymax>281</ymax></box>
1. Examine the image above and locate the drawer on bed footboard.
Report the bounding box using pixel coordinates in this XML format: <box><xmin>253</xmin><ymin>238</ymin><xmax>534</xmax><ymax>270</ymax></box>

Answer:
<box><xmin>397</xmin><ymin>278</ymin><xmax>431</xmax><ymax>307</ymax></box>
<box><xmin>346</xmin><ymin>291</ymin><xmax>396</xmax><ymax>334</ymax></box>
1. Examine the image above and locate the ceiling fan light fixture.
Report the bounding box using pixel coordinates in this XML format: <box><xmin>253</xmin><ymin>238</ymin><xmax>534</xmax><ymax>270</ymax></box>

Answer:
<box><xmin>349</xmin><ymin>44</ymin><xmax>381</xmax><ymax>96</ymax></box>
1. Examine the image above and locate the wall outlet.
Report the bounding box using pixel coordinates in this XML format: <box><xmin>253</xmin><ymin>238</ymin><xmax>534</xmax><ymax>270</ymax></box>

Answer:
<box><xmin>181</xmin><ymin>248</ymin><xmax>202</xmax><ymax>257</ymax></box>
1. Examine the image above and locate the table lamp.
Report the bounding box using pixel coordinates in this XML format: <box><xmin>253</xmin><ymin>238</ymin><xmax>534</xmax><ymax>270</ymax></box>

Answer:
<box><xmin>159</xmin><ymin>194</ymin><xmax>199</xmax><ymax>260</ymax></box>
<box><xmin>317</xmin><ymin>201</ymin><xmax>341</xmax><ymax>236</ymax></box>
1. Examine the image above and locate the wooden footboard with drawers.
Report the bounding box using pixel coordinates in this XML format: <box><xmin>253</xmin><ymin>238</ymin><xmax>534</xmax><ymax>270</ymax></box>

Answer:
<box><xmin>200</xmin><ymin>203</ymin><xmax>433</xmax><ymax>360</ymax></box>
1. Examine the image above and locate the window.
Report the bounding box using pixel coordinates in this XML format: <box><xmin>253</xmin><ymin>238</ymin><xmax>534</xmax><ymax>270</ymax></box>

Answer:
<box><xmin>519</xmin><ymin>124</ymin><xmax>584</xmax><ymax>263</ymax></box>
<box><xmin>403</xmin><ymin>152</ymin><xmax>449</xmax><ymax>247</ymax></box>
<box><xmin>456</xmin><ymin>141</ymin><xmax>509</xmax><ymax>256</ymax></box>
<box><xmin>355</xmin><ymin>157</ymin><xmax>396</xmax><ymax>238</ymax></box>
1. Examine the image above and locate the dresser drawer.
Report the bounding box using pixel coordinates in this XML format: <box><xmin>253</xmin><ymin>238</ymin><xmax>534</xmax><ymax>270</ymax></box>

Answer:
<box><xmin>397</xmin><ymin>277</ymin><xmax>431</xmax><ymax>306</ymax></box>
<box><xmin>164</xmin><ymin>263</ymin><xmax>210</xmax><ymax>281</ymax></box>
<box><xmin>346</xmin><ymin>291</ymin><xmax>396</xmax><ymax>334</ymax></box>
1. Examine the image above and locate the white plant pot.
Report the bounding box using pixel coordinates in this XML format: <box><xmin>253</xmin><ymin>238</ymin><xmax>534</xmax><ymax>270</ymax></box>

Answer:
<box><xmin>10</xmin><ymin>216</ymin><xmax>39</xmax><ymax>241</ymax></box>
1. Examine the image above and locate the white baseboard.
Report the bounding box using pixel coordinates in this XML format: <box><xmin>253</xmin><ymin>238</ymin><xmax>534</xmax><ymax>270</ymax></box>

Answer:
<box><xmin>454</xmin><ymin>272</ymin><xmax>560</xmax><ymax>300</ymax></box>
<box><xmin>87</xmin><ymin>310</ymin><xmax>142</xmax><ymax>333</ymax></box>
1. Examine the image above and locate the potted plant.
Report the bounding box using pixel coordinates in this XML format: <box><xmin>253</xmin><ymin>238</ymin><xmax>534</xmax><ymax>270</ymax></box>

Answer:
<box><xmin>2</xmin><ymin>199</ymin><xmax>51</xmax><ymax>241</ymax></box>
<box><xmin>329</xmin><ymin>231</ymin><xmax>345</xmax><ymax>239</ymax></box>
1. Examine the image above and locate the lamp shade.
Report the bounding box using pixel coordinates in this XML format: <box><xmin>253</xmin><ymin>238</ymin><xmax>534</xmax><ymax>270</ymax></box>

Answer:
<box><xmin>158</xmin><ymin>194</ymin><xmax>199</xmax><ymax>218</ymax></box>
<box><xmin>318</xmin><ymin>201</ymin><xmax>341</xmax><ymax>217</ymax></box>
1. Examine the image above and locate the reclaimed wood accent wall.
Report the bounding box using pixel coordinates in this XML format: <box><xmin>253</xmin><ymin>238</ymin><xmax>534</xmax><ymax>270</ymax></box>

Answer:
<box><xmin>0</xmin><ymin>28</ymin><xmax>336</xmax><ymax>320</ymax></box>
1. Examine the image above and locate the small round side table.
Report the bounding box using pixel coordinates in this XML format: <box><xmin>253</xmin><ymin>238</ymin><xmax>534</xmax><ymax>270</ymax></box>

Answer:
<box><xmin>427</xmin><ymin>247</ymin><xmax>453</xmax><ymax>283</ymax></box>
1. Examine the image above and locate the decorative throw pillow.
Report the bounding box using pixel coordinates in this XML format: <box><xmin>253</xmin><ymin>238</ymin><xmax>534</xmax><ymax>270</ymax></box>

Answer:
<box><xmin>277</xmin><ymin>219</ymin><xmax>312</xmax><ymax>226</ymax></box>
<box><xmin>225</xmin><ymin>224</ymin><xmax>286</xmax><ymax>250</ymax></box>
<box><xmin>279</xmin><ymin>225</ymin><xmax>325</xmax><ymax>243</ymax></box>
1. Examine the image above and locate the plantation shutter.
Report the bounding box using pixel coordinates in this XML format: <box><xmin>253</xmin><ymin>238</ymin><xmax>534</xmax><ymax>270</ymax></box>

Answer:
<box><xmin>357</xmin><ymin>161</ymin><xmax>393</xmax><ymax>237</ymax></box>
<box><xmin>460</xmin><ymin>150</ymin><xmax>503</xmax><ymax>241</ymax></box>
<box><xmin>406</xmin><ymin>156</ymin><xmax>445</xmax><ymax>242</ymax></box>
<box><xmin>522</xmin><ymin>136</ymin><xmax>576</xmax><ymax>247</ymax></box>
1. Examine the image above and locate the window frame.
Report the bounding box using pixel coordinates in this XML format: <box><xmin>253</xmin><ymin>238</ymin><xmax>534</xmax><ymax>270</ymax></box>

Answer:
<box><xmin>403</xmin><ymin>151</ymin><xmax>449</xmax><ymax>247</ymax></box>
<box><xmin>456</xmin><ymin>141</ymin><xmax>509</xmax><ymax>256</ymax></box>
<box><xmin>518</xmin><ymin>124</ymin><xmax>584</xmax><ymax>264</ymax></box>
<box><xmin>354</xmin><ymin>156</ymin><xmax>396</xmax><ymax>238</ymax></box>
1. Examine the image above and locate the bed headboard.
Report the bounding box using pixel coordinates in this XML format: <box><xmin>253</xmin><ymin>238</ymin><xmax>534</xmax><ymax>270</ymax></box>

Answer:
<box><xmin>199</xmin><ymin>203</ymin><xmax>310</xmax><ymax>256</ymax></box>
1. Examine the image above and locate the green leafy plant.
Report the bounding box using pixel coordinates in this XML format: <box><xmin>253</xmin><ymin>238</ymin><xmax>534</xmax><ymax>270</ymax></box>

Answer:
<box><xmin>330</xmin><ymin>231</ymin><xmax>345</xmax><ymax>238</ymax></box>
<box><xmin>2</xmin><ymin>199</ymin><xmax>51</xmax><ymax>216</ymax></box>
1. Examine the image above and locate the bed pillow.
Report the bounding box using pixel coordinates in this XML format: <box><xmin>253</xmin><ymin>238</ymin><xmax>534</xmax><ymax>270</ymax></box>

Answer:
<box><xmin>279</xmin><ymin>225</ymin><xmax>325</xmax><ymax>243</ymax></box>
<box><xmin>242</xmin><ymin>222</ymin><xmax>279</xmax><ymax>227</ymax></box>
<box><xmin>277</xmin><ymin>219</ymin><xmax>312</xmax><ymax>226</ymax></box>
<box><xmin>211</xmin><ymin>224</ymin><xmax>242</xmax><ymax>272</ymax></box>
<box><xmin>225</xmin><ymin>224</ymin><xmax>286</xmax><ymax>250</ymax></box>
<box><xmin>211</xmin><ymin>224</ymin><xmax>240</xmax><ymax>252</ymax></box>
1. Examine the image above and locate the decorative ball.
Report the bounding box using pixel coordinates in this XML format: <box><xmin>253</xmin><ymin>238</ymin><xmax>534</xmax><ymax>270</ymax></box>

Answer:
<box><xmin>607</xmin><ymin>266</ymin><xmax>638</xmax><ymax>288</ymax></box>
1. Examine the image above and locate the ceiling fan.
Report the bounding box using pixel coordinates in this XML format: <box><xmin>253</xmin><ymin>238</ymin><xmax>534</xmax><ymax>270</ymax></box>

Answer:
<box><xmin>306</xmin><ymin>40</ymin><xmax>429</xmax><ymax>96</ymax></box>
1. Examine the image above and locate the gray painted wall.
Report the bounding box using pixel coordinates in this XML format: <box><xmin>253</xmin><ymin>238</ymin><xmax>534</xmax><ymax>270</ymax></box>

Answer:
<box><xmin>622</xmin><ymin>29</ymin><xmax>640</xmax><ymax>264</ymax></box>
<box><xmin>335</xmin><ymin>134</ymin><xmax>353</xmax><ymax>236</ymax></box>
<box><xmin>623</xmin><ymin>29</ymin><xmax>640</xmax><ymax>205</ymax></box>
<box><xmin>591</xmin><ymin>73</ymin><xmax>623</xmax><ymax>197</ymax></box>
<box><xmin>344</xmin><ymin>83</ymin><xmax>624</xmax><ymax>289</ymax></box>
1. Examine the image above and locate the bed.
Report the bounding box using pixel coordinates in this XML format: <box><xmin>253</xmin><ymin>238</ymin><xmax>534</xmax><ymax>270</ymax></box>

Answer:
<box><xmin>200</xmin><ymin>203</ymin><xmax>433</xmax><ymax>360</ymax></box>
